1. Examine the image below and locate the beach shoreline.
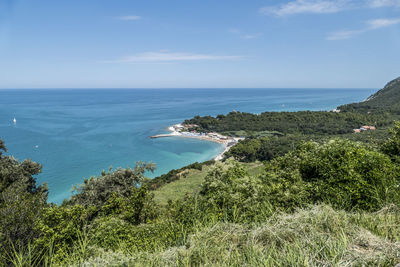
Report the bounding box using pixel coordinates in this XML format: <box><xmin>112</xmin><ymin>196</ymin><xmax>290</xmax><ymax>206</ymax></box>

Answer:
<box><xmin>151</xmin><ymin>124</ymin><xmax>243</xmax><ymax>161</ymax></box>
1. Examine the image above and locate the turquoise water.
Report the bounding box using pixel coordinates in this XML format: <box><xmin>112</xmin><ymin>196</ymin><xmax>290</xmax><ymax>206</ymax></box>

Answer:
<box><xmin>0</xmin><ymin>88</ymin><xmax>376</xmax><ymax>203</ymax></box>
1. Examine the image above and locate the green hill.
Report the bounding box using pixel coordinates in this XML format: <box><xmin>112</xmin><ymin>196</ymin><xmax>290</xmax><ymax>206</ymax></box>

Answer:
<box><xmin>184</xmin><ymin>78</ymin><xmax>400</xmax><ymax>138</ymax></box>
<box><xmin>182</xmin><ymin>77</ymin><xmax>400</xmax><ymax>163</ymax></box>
<box><xmin>339</xmin><ymin>77</ymin><xmax>400</xmax><ymax>114</ymax></box>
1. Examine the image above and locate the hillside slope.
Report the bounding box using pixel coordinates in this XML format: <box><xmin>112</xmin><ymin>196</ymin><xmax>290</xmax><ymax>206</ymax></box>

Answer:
<box><xmin>184</xmin><ymin>77</ymin><xmax>400</xmax><ymax>137</ymax></box>
<box><xmin>152</xmin><ymin>162</ymin><xmax>264</xmax><ymax>204</ymax></box>
<box><xmin>339</xmin><ymin>77</ymin><xmax>400</xmax><ymax>113</ymax></box>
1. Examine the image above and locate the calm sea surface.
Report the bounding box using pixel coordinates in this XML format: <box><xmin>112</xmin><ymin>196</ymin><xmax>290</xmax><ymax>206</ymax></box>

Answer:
<box><xmin>0</xmin><ymin>88</ymin><xmax>376</xmax><ymax>203</ymax></box>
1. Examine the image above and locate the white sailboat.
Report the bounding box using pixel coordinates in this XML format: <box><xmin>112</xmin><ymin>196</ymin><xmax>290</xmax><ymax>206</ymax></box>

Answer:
<box><xmin>13</xmin><ymin>117</ymin><xmax>17</xmax><ymax>124</ymax></box>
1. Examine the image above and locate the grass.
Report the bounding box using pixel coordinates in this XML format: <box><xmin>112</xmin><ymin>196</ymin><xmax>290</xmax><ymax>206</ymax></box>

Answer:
<box><xmin>79</xmin><ymin>205</ymin><xmax>400</xmax><ymax>266</ymax></box>
<box><xmin>4</xmin><ymin>203</ymin><xmax>399</xmax><ymax>266</ymax></box>
<box><xmin>152</xmin><ymin>165</ymin><xmax>212</xmax><ymax>204</ymax></box>
<box><xmin>153</xmin><ymin>161</ymin><xmax>264</xmax><ymax>205</ymax></box>
<box><xmin>244</xmin><ymin>161</ymin><xmax>264</xmax><ymax>176</ymax></box>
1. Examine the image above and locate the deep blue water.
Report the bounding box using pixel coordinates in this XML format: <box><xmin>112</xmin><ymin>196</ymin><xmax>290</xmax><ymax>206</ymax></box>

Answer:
<box><xmin>0</xmin><ymin>88</ymin><xmax>376</xmax><ymax>203</ymax></box>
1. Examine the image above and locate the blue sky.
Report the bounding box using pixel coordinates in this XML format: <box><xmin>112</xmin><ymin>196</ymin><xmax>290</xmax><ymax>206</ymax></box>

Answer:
<box><xmin>0</xmin><ymin>0</ymin><xmax>399</xmax><ymax>88</ymax></box>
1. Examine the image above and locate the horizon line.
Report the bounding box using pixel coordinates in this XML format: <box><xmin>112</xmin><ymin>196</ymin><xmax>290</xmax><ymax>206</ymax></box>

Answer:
<box><xmin>0</xmin><ymin>87</ymin><xmax>377</xmax><ymax>90</ymax></box>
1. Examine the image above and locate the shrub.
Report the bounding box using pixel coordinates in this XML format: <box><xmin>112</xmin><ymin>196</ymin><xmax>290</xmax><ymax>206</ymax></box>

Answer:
<box><xmin>34</xmin><ymin>205</ymin><xmax>92</xmax><ymax>258</ymax></box>
<box><xmin>200</xmin><ymin>160</ymin><xmax>273</xmax><ymax>222</ymax></box>
<box><xmin>69</xmin><ymin>162</ymin><xmax>156</xmax><ymax>208</ymax></box>
<box><xmin>382</xmin><ymin>121</ymin><xmax>400</xmax><ymax>159</ymax></box>
<box><xmin>101</xmin><ymin>186</ymin><xmax>159</xmax><ymax>225</ymax></box>
<box><xmin>263</xmin><ymin>139</ymin><xmax>400</xmax><ymax>211</ymax></box>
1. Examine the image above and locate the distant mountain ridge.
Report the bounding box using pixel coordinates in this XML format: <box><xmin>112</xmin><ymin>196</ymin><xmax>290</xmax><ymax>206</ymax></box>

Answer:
<box><xmin>339</xmin><ymin>76</ymin><xmax>400</xmax><ymax>114</ymax></box>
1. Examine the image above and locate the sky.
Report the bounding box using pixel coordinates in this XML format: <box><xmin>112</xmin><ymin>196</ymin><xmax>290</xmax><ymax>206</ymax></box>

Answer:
<box><xmin>0</xmin><ymin>0</ymin><xmax>399</xmax><ymax>88</ymax></box>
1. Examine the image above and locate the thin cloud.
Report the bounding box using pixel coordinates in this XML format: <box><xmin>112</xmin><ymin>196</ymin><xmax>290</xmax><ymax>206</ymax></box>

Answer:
<box><xmin>326</xmin><ymin>30</ymin><xmax>364</xmax><ymax>40</ymax></box>
<box><xmin>103</xmin><ymin>52</ymin><xmax>244</xmax><ymax>63</ymax></box>
<box><xmin>368</xmin><ymin>0</ymin><xmax>400</xmax><ymax>7</ymax></box>
<box><xmin>229</xmin><ymin>29</ymin><xmax>262</xmax><ymax>39</ymax></box>
<box><xmin>366</xmin><ymin>18</ymin><xmax>400</xmax><ymax>28</ymax></box>
<box><xmin>117</xmin><ymin>15</ymin><xmax>142</xmax><ymax>21</ymax></box>
<box><xmin>327</xmin><ymin>17</ymin><xmax>400</xmax><ymax>40</ymax></box>
<box><xmin>260</xmin><ymin>0</ymin><xmax>351</xmax><ymax>16</ymax></box>
<box><xmin>259</xmin><ymin>0</ymin><xmax>400</xmax><ymax>17</ymax></box>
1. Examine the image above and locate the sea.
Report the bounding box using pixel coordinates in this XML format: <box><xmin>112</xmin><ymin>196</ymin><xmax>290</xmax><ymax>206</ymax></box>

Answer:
<box><xmin>0</xmin><ymin>88</ymin><xmax>376</xmax><ymax>203</ymax></box>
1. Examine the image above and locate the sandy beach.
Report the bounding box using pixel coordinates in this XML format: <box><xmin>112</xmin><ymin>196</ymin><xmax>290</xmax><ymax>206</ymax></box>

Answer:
<box><xmin>151</xmin><ymin>124</ymin><xmax>242</xmax><ymax>161</ymax></box>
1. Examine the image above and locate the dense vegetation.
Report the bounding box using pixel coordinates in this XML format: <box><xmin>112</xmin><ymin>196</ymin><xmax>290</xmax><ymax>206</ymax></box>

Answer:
<box><xmin>224</xmin><ymin>135</ymin><xmax>312</xmax><ymax>162</ymax></box>
<box><xmin>184</xmin><ymin>109</ymin><xmax>395</xmax><ymax>162</ymax></box>
<box><xmin>185</xmin><ymin>110</ymin><xmax>393</xmax><ymax>136</ymax></box>
<box><xmin>186</xmin><ymin>77</ymin><xmax>400</xmax><ymax>137</ymax></box>
<box><xmin>0</xmin><ymin>141</ymin><xmax>48</xmax><ymax>260</ymax></box>
<box><xmin>184</xmin><ymin>77</ymin><xmax>400</xmax><ymax>162</ymax></box>
<box><xmin>340</xmin><ymin>77</ymin><xmax>400</xmax><ymax>114</ymax></box>
<box><xmin>1</xmin><ymin>120</ymin><xmax>400</xmax><ymax>265</ymax></box>
<box><xmin>1</xmin><ymin>77</ymin><xmax>400</xmax><ymax>266</ymax></box>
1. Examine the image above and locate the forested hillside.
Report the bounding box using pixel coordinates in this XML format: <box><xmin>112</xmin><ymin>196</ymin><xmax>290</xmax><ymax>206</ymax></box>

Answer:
<box><xmin>184</xmin><ymin>79</ymin><xmax>400</xmax><ymax>162</ymax></box>
<box><xmin>185</xmin><ymin>111</ymin><xmax>391</xmax><ymax>136</ymax></box>
<box><xmin>340</xmin><ymin>77</ymin><xmax>400</xmax><ymax>113</ymax></box>
<box><xmin>186</xmin><ymin>77</ymin><xmax>400</xmax><ymax>136</ymax></box>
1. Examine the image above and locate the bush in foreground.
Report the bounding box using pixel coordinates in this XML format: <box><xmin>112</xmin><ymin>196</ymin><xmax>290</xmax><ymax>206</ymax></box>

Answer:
<box><xmin>263</xmin><ymin>139</ymin><xmax>400</xmax><ymax>211</ymax></box>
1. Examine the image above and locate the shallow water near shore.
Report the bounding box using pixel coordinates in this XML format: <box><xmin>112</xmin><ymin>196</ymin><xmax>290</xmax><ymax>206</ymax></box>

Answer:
<box><xmin>0</xmin><ymin>88</ymin><xmax>375</xmax><ymax>203</ymax></box>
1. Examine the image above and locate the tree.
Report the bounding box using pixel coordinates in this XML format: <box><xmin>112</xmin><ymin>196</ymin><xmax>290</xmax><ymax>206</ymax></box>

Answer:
<box><xmin>224</xmin><ymin>138</ymin><xmax>263</xmax><ymax>162</ymax></box>
<box><xmin>0</xmin><ymin>139</ymin><xmax>48</xmax><ymax>256</ymax></box>
<box><xmin>0</xmin><ymin>139</ymin><xmax>6</xmax><ymax>156</ymax></box>
<box><xmin>262</xmin><ymin>139</ymin><xmax>400</xmax><ymax>211</ymax></box>
<box><xmin>101</xmin><ymin>186</ymin><xmax>158</xmax><ymax>225</ymax></box>
<box><xmin>381</xmin><ymin>121</ymin><xmax>400</xmax><ymax>158</ymax></box>
<box><xmin>69</xmin><ymin>162</ymin><xmax>156</xmax><ymax>208</ymax></box>
<box><xmin>200</xmin><ymin>160</ymin><xmax>270</xmax><ymax>221</ymax></box>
